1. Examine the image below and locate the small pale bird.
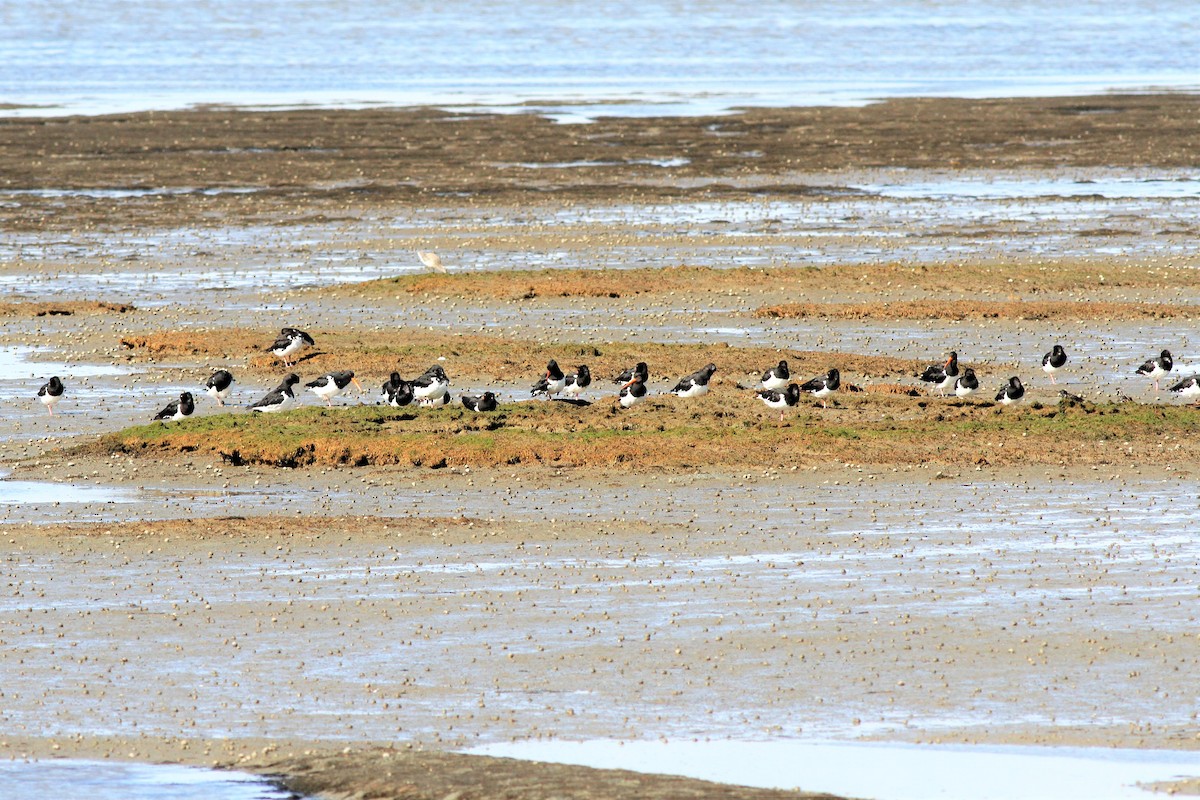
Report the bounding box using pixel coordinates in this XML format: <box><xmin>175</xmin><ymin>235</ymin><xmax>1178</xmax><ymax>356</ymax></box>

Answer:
<box><xmin>417</xmin><ymin>251</ymin><xmax>448</xmax><ymax>273</ymax></box>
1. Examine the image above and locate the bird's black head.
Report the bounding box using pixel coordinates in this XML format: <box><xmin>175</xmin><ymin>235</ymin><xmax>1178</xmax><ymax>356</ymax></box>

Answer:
<box><xmin>283</xmin><ymin>373</ymin><xmax>300</xmax><ymax>386</ymax></box>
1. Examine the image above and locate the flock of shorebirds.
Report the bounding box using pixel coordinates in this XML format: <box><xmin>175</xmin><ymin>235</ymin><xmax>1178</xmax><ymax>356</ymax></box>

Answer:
<box><xmin>33</xmin><ymin>326</ymin><xmax>1200</xmax><ymax>423</ymax></box>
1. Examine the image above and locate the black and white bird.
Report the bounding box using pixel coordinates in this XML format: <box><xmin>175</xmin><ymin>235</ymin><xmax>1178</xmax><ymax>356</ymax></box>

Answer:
<box><xmin>1136</xmin><ymin>349</ymin><xmax>1173</xmax><ymax>391</ymax></box>
<box><xmin>412</xmin><ymin>365</ymin><xmax>451</xmax><ymax>405</ymax></box>
<box><xmin>613</xmin><ymin>362</ymin><xmax>649</xmax><ymax>385</ymax></box>
<box><xmin>249</xmin><ymin>373</ymin><xmax>300</xmax><ymax>413</ymax></box>
<box><xmin>37</xmin><ymin>376</ymin><xmax>64</xmax><ymax>416</ymax></box>
<box><xmin>919</xmin><ymin>351</ymin><xmax>960</xmax><ymax>396</ymax></box>
<box><xmin>995</xmin><ymin>376</ymin><xmax>1025</xmax><ymax>407</ymax></box>
<box><xmin>761</xmin><ymin>360</ymin><xmax>790</xmax><ymax>391</ymax></box>
<box><xmin>532</xmin><ymin>360</ymin><xmax>567</xmax><ymax>398</ymax></box>
<box><xmin>800</xmin><ymin>368</ymin><xmax>840</xmax><ymax>408</ymax></box>
<box><xmin>671</xmin><ymin>363</ymin><xmax>717</xmax><ymax>398</ymax></box>
<box><xmin>757</xmin><ymin>383</ymin><xmax>801</xmax><ymax>422</ymax></box>
<box><xmin>618</xmin><ymin>373</ymin><xmax>648</xmax><ymax>408</ymax></box>
<box><xmin>462</xmin><ymin>392</ymin><xmax>498</xmax><ymax>412</ymax></box>
<box><xmin>1168</xmin><ymin>375</ymin><xmax>1200</xmax><ymax>404</ymax></box>
<box><xmin>1041</xmin><ymin>344</ymin><xmax>1068</xmax><ymax>385</ymax></box>
<box><xmin>954</xmin><ymin>367</ymin><xmax>980</xmax><ymax>399</ymax></box>
<box><xmin>153</xmin><ymin>391</ymin><xmax>195</xmax><ymax>423</ymax></box>
<box><xmin>562</xmin><ymin>365</ymin><xmax>591</xmax><ymax>398</ymax></box>
<box><xmin>205</xmin><ymin>369</ymin><xmax>235</xmax><ymax>406</ymax></box>
<box><xmin>305</xmin><ymin>370</ymin><xmax>363</xmax><ymax>407</ymax></box>
<box><xmin>268</xmin><ymin>327</ymin><xmax>315</xmax><ymax>367</ymax></box>
<box><xmin>382</xmin><ymin>372</ymin><xmax>414</xmax><ymax>407</ymax></box>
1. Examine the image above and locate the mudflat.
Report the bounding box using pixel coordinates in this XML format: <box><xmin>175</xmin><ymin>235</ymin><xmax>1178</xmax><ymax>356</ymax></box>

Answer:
<box><xmin>3</xmin><ymin>95</ymin><xmax>1200</xmax><ymax>798</ymax></box>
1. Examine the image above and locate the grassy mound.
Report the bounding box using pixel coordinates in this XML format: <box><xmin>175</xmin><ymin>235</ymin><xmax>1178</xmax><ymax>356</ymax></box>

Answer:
<box><xmin>78</xmin><ymin>394</ymin><xmax>1199</xmax><ymax>470</ymax></box>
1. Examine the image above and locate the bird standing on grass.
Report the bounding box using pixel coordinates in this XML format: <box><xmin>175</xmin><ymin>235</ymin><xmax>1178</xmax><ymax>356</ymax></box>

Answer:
<box><xmin>800</xmin><ymin>368</ymin><xmax>840</xmax><ymax>408</ymax></box>
<box><xmin>268</xmin><ymin>328</ymin><xmax>315</xmax><ymax>368</ymax></box>
<box><xmin>919</xmin><ymin>352</ymin><xmax>960</xmax><ymax>396</ymax></box>
<box><xmin>757</xmin><ymin>383</ymin><xmax>800</xmax><ymax>422</ymax></box>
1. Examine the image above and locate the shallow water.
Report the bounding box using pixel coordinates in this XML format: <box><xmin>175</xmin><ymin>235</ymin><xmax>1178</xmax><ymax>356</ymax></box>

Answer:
<box><xmin>467</xmin><ymin>739</ymin><xmax>1200</xmax><ymax>800</ymax></box>
<box><xmin>1</xmin><ymin>1</ymin><xmax>1198</xmax><ymax>116</ymax></box>
<box><xmin>3</xmin><ymin>171</ymin><xmax>1200</xmax><ymax>306</ymax></box>
<box><xmin>2</xmin><ymin>471</ymin><xmax>1198</xmax><ymax>743</ymax></box>
<box><xmin>0</xmin><ymin>760</ymin><xmax>293</xmax><ymax>800</ymax></box>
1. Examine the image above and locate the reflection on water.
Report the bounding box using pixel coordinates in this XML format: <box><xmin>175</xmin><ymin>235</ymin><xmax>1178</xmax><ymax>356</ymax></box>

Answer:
<box><xmin>0</xmin><ymin>473</ymin><xmax>136</xmax><ymax>507</ymax></box>
<box><xmin>0</xmin><ymin>760</ymin><xmax>293</xmax><ymax>800</ymax></box>
<box><xmin>467</xmin><ymin>739</ymin><xmax>1200</xmax><ymax>800</ymax></box>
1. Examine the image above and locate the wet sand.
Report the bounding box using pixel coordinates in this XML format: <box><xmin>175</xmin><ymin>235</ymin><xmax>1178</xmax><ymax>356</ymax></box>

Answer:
<box><xmin>3</xmin><ymin>96</ymin><xmax>1200</xmax><ymax>798</ymax></box>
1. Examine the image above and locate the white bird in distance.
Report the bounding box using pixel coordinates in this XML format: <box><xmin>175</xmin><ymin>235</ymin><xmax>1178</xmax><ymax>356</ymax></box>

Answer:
<box><xmin>417</xmin><ymin>251</ymin><xmax>448</xmax><ymax>273</ymax></box>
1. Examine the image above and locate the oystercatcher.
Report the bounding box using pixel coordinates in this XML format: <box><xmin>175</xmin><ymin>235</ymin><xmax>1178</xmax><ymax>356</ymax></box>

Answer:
<box><xmin>761</xmin><ymin>360</ymin><xmax>790</xmax><ymax>391</ymax></box>
<box><xmin>619</xmin><ymin>374</ymin><xmax>648</xmax><ymax>408</ymax></box>
<box><xmin>995</xmin><ymin>376</ymin><xmax>1025</xmax><ymax>407</ymax></box>
<box><xmin>1042</xmin><ymin>345</ymin><xmax>1068</xmax><ymax>385</ymax></box>
<box><xmin>1136</xmin><ymin>349</ymin><xmax>1173</xmax><ymax>391</ymax></box>
<box><xmin>37</xmin><ymin>376</ymin><xmax>64</xmax><ymax>416</ymax></box>
<box><xmin>153</xmin><ymin>391</ymin><xmax>195</xmax><ymax>422</ymax></box>
<box><xmin>671</xmin><ymin>363</ymin><xmax>717</xmax><ymax>398</ymax></box>
<box><xmin>268</xmin><ymin>327</ymin><xmax>314</xmax><ymax>367</ymax></box>
<box><xmin>382</xmin><ymin>372</ymin><xmax>414</xmax><ymax>407</ymax></box>
<box><xmin>305</xmin><ymin>370</ymin><xmax>363</xmax><ymax>407</ymax></box>
<box><xmin>757</xmin><ymin>382</ymin><xmax>801</xmax><ymax>422</ymax></box>
<box><xmin>613</xmin><ymin>362</ymin><xmax>649</xmax><ymax>385</ymax></box>
<box><xmin>919</xmin><ymin>352</ymin><xmax>960</xmax><ymax>396</ymax></box>
<box><xmin>562</xmin><ymin>365</ymin><xmax>591</xmax><ymax>398</ymax></box>
<box><xmin>205</xmin><ymin>369</ymin><xmax>235</xmax><ymax>406</ymax></box>
<box><xmin>249</xmin><ymin>373</ymin><xmax>299</xmax><ymax>413</ymax></box>
<box><xmin>1168</xmin><ymin>375</ymin><xmax>1200</xmax><ymax>404</ymax></box>
<box><xmin>462</xmin><ymin>392</ymin><xmax>498</xmax><ymax>412</ymax></box>
<box><xmin>412</xmin><ymin>365</ymin><xmax>451</xmax><ymax>404</ymax></box>
<box><xmin>532</xmin><ymin>360</ymin><xmax>567</xmax><ymax>398</ymax></box>
<box><xmin>954</xmin><ymin>367</ymin><xmax>980</xmax><ymax>399</ymax></box>
<box><xmin>800</xmin><ymin>368</ymin><xmax>840</xmax><ymax>408</ymax></box>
